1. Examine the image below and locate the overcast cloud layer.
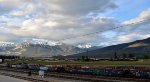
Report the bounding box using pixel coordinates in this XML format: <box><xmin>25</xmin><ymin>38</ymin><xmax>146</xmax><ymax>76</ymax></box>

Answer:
<box><xmin>0</xmin><ymin>0</ymin><xmax>150</xmax><ymax>46</ymax></box>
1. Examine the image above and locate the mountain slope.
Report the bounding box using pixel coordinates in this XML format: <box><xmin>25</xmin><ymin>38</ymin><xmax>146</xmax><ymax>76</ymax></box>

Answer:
<box><xmin>0</xmin><ymin>40</ymin><xmax>85</xmax><ymax>57</ymax></box>
<box><xmin>11</xmin><ymin>43</ymin><xmax>85</xmax><ymax>57</ymax></box>
<box><xmin>70</xmin><ymin>37</ymin><xmax>150</xmax><ymax>58</ymax></box>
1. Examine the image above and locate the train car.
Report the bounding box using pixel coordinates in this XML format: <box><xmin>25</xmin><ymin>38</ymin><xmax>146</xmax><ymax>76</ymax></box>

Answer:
<box><xmin>0</xmin><ymin>63</ymin><xmax>8</xmax><ymax>68</ymax></box>
<box><xmin>131</xmin><ymin>70</ymin><xmax>150</xmax><ymax>79</ymax></box>
<box><xmin>11</xmin><ymin>64</ymin><xmax>17</xmax><ymax>68</ymax></box>
<box><xmin>40</xmin><ymin>66</ymin><xmax>48</xmax><ymax>71</ymax></box>
<box><xmin>0</xmin><ymin>59</ymin><xmax>4</xmax><ymax>63</ymax></box>
<box><xmin>92</xmin><ymin>69</ymin><xmax>113</xmax><ymax>76</ymax></box>
<box><xmin>28</xmin><ymin>65</ymin><xmax>40</xmax><ymax>70</ymax></box>
<box><xmin>16</xmin><ymin>64</ymin><xmax>22</xmax><ymax>69</ymax></box>
<box><xmin>16</xmin><ymin>64</ymin><xmax>28</xmax><ymax>69</ymax></box>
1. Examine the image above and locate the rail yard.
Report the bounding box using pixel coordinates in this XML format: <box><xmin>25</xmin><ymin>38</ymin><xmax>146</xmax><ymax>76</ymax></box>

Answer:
<box><xmin>0</xmin><ymin>62</ymin><xmax>150</xmax><ymax>82</ymax></box>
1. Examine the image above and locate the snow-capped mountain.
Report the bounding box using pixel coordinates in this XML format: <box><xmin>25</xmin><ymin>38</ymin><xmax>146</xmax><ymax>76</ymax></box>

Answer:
<box><xmin>22</xmin><ymin>38</ymin><xmax>61</xmax><ymax>46</ymax></box>
<box><xmin>77</xmin><ymin>44</ymin><xmax>103</xmax><ymax>51</ymax></box>
<box><xmin>0</xmin><ymin>41</ymin><xmax>16</xmax><ymax>47</ymax></box>
<box><xmin>78</xmin><ymin>44</ymin><xmax>92</xmax><ymax>49</ymax></box>
<box><xmin>0</xmin><ymin>39</ymin><xmax>85</xmax><ymax>57</ymax></box>
<box><xmin>0</xmin><ymin>38</ymin><xmax>103</xmax><ymax>57</ymax></box>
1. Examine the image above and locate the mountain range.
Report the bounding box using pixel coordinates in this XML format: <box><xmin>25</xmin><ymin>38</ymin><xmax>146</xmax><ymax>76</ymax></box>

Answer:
<box><xmin>0</xmin><ymin>37</ymin><xmax>149</xmax><ymax>58</ymax></box>
<box><xmin>67</xmin><ymin>37</ymin><xmax>150</xmax><ymax>58</ymax></box>
<box><xmin>0</xmin><ymin>39</ymin><xmax>100</xmax><ymax>57</ymax></box>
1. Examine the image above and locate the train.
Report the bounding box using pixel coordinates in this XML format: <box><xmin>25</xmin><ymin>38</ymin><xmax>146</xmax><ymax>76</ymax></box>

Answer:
<box><xmin>0</xmin><ymin>63</ymin><xmax>150</xmax><ymax>79</ymax></box>
<box><xmin>0</xmin><ymin>59</ymin><xmax>4</xmax><ymax>63</ymax></box>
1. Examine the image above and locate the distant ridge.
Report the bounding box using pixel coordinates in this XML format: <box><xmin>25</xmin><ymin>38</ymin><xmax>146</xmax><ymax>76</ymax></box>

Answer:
<box><xmin>67</xmin><ymin>37</ymin><xmax>150</xmax><ymax>58</ymax></box>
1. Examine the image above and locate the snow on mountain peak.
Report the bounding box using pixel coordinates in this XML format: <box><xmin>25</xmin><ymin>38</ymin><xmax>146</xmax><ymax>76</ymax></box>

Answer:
<box><xmin>77</xmin><ymin>44</ymin><xmax>92</xmax><ymax>48</ymax></box>
<box><xmin>23</xmin><ymin>38</ymin><xmax>61</xmax><ymax>46</ymax></box>
<box><xmin>0</xmin><ymin>41</ymin><xmax>16</xmax><ymax>47</ymax></box>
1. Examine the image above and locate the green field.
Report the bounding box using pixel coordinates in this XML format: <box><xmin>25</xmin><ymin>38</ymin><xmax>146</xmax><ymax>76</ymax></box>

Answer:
<box><xmin>7</xmin><ymin>59</ymin><xmax>150</xmax><ymax>66</ymax></box>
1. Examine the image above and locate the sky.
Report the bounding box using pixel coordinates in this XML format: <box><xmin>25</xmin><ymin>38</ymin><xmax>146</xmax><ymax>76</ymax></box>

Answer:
<box><xmin>0</xmin><ymin>0</ymin><xmax>150</xmax><ymax>46</ymax></box>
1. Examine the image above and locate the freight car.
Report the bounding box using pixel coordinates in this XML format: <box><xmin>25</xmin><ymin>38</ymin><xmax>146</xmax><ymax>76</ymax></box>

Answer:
<box><xmin>1</xmin><ymin>63</ymin><xmax>150</xmax><ymax>79</ymax></box>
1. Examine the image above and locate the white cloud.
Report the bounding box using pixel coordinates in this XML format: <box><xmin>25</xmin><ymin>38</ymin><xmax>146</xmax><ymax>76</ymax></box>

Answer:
<box><xmin>40</xmin><ymin>0</ymin><xmax>117</xmax><ymax>16</ymax></box>
<box><xmin>43</xmin><ymin>21</ymin><xmax>58</xmax><ymax>27</ymax></box>
<box><xmin>123</xmin><ymin>8</ymin><xmax>150</xmax><ymax>25</ymax></box>
<box><xmin>111</xmin><ymin>8</ymin><xmax>150</xmax><ymax>45</ymax></box>
<box><xmin>2</xmin><ymin>0</ymin><xmax>117</xmax><ymax>44</ymax></box>
<box><xmin>0</xmin><ymin>0</ymin><xmax>149</xmax><ymax>46</ymax></box>
<box><xmin>10</xmin><ymin>3</ymin><xmax>36</xmax><ymax>17</ymax></box>
<box><xmin>0</xmin><ymin>0</ymin><xmax>25</xmax><ymax>14</ymax></box>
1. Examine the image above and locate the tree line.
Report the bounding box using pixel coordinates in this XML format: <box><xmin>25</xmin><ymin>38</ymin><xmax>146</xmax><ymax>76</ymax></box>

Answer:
<box><xmin>0</xmin><ymin>55</ymin><xmax>20</xmax><ymax>59</ymax></box>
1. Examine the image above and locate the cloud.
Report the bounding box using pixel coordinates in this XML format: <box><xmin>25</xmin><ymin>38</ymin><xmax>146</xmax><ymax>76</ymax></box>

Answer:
<box><xmin>18</xmin><ymin>17</ymin><xmax>118</xmax><ymax>44</ymax></box>
<box><xmin>111</xmin><ymin>8</ymin><xmax>150</xmax><ymax>44</ymax></box>
<box><xmin>0</xmin><ymin>0</ymin><xmax>149</xmax><ymax>46</ymax></box>
<box><xmin>41</xmin><ymin>0</ymin><xmax>117</xmax><ymax>16</ymax></box>
<box><xmin>0</xmin><ymin>0</ymin><xmax>24</xmax><ymax>14</ymax></box>
<box><xmin>123</xmin><ymin>8</ymin><xmax>150</xmax><ymax>25</ymax></box>
<box><xmin>121</xmin><ymin>8</ymin><xmax>150</xmax><ymax>34</ymax></box>
<box><xmin>0</xmin><ymin>0</ymin><xmax>118</xmax><ymax>43</ymax></box>
<box><xmin>10</xmin><ymin>3</ymin><xmax>36</xmax><ymax>17</ymax></box>
<box><xmin>72</xmin><ymin>8</ymin><xmax>150</xmax><ymax>46</ymax></box>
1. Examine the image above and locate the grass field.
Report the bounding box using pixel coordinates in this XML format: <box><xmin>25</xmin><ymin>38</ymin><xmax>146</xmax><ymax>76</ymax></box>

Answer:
<box><xmin>7</xmin><ymin>59</ymin><xmax>150</xmax><ymax>66</ymax></box>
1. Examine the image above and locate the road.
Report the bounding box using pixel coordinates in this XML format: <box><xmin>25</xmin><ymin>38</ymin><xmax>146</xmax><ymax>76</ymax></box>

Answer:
<box><xmin>0</xmin><ymin>70</ymin><xmax>88</xmax><ymax>82</ymax></box>
<box><xmin>0</xmin><ymin>74</ymin><xmax>31</xmax><ymax>82</ymax></box>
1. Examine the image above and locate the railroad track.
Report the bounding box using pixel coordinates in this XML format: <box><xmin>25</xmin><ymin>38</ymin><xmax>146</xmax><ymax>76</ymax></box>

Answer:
<box><xmin>0</xmin><ymin>67</ymin><xmax>150</xmax><ymax>82</ymax></box>
<box><xmin>0</xmin><ymin>72</ymin><xmax>50</xmax><ymax>82</ymax></box>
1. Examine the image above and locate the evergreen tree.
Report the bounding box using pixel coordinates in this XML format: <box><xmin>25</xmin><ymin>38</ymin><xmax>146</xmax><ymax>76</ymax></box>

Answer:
<box><xmin>82</xmin><ymin>56</ymin><xmax>85</xmax><ymax>61</ymax></box>
<box><xmin>128</xmin><ymin>53</ymin><xmax>134</xmax><ymax>59</ymax></box>
<box><xmin>123</xmin><ymin>54</ymin><xmax>127</xmax><ymax>59</ymax></box>
<box><xmin>143</xmin><ymin>55</ymin><xmax>149</xmax><ymax>59</ymax></box>
<box><xmin>85</xmin><ymin>56</ymin><xmax>89</xmax><ymax>61</ymax></box>
<box><xmin>114</xmin><ymin>52</ymin><xmax>118</xmax><ymax>59</ymax></box>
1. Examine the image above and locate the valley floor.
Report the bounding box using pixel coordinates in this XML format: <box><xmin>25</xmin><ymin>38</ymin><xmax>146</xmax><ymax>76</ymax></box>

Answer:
<box><xmin>9</xmin><ymin>59</ymin><xmax>150</xmax><ymax>66</ymax></box>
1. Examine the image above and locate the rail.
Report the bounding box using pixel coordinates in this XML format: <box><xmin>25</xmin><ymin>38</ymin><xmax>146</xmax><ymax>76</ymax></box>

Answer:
<box><xmin>0</xmin><ymin>67</ymin><xmax>150</xmax><ymax>82</ymax></box>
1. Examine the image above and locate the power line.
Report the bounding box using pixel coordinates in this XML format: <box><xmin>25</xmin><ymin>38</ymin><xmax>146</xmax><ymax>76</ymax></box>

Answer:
<box><xmin>57</xmin><ymin>18</ymin><xmax>150</xmax><ymax>42</ymax></box>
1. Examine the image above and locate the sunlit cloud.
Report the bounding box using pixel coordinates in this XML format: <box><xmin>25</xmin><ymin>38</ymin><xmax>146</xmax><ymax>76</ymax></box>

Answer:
<box><xmin>0</xmin><ymin>0</ymin><xmax>150</xmax><ymax>46</ymax></box>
